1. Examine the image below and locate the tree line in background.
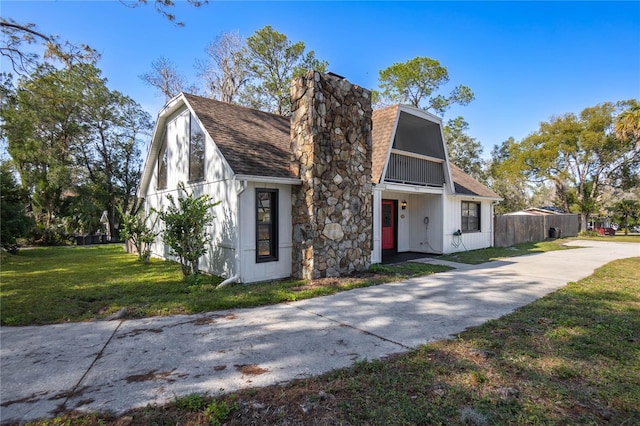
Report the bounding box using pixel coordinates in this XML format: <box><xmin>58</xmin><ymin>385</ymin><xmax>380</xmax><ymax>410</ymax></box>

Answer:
<box><xmin>1</xmin><ymin>63</ymin><xmax>152</xmax><ymax>249</ymax></box>
<box><xmin>140</xmin><ymin>25</ymin><xmax>488</xmax><ymax>183</ymax></box>
<box><xmin>141</xmin><ymin>24</ymin><xmax>639</xmax><ymax>230</ymax></box>
<box><xmin>140</xmin><ymin>26</ymin><xmax>327</xmax><ymax>116</ymax></box>
<box><xmin>0</xmin><ymin>3</ymin><xmax>204</xmax><ymax>252</ymax></box>
<box><xmin>490</xmin><ymin>100</ymin><xmax>640</xmax><ymax>230</ymax></box>
<box><xmin>1</xmin><ymin>9</ymin><xmax>639</xmax><ymax>254</ymax></box>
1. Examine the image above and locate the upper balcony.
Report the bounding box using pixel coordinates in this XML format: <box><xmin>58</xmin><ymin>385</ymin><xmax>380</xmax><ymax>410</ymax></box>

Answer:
<box><xmin>384</xmin><ymin>149</ymin><xmax>446</xmax><ymax>187</ymax></box>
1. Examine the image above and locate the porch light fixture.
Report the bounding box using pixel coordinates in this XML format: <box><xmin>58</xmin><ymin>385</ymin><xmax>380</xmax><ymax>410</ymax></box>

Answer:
<box><xmin>401</xmin><ymin>200</ymin><xmax>407</xmax><ymax>210</ymax></box>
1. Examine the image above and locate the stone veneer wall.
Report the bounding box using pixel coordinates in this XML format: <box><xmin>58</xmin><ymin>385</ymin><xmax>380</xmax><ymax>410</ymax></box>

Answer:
<box><xmin>290</xmin><ymin>71</ymin><xmax>373</xmax><ymax>280</ymax></box>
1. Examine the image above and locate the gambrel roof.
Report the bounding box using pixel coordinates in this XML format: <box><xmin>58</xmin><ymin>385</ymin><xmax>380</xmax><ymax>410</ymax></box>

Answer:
<box><xmin>140</xmin><ymin>93</ymin><xmax>498</xmax><ymax>199</ymax></box>
<box><xmin>371</xmin><ymin>105</ymin><xmax>400</xmax><ymax>185</ymax></box>
<box><xmin>183</xmin><ymin>93</ymin><xmax>294</xmax><ymax>179</ymax></box>
<box><xmin>371</xmin><ymin>104</ymin><xmax>499</xmax><ymax>199</ymax></box>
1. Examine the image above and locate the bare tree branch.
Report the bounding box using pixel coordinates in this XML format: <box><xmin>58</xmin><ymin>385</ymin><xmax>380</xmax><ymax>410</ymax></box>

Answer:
<box><xmin>1</xmin><ymin>20</ymin><xmax>51</xmax><ymax>42</ymax></box>
<box><xmin>1</xmin><ymin>18</ymin><xmax>99</xmax><ymax>75</ymax></box>
<box><xmin>140</xmin><ymin>56</ymin><xmax>195</xmax><ymax>101</ymax></box>
<box><xmin>195</xmin><ymin>30</ymin><xmax>248</xmax><ymax>103</ymax></box>
<box><xmin>119</xmin><ymin>0</ymin><xmax>208</xmax><ymax>26</ymax></box>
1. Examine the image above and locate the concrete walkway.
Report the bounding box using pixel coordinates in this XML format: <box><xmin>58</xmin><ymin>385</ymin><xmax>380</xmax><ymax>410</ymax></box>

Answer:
<box><xmin>1</xmin><ymin>240</ymin><xmax>638</xmax><ymax>424</ymax></box>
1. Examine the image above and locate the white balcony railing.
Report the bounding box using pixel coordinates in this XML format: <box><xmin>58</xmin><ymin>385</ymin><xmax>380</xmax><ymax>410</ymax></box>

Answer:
<box><xmin>384</xmin><ymin>150</ymin><xmax>445</xmax><ymax>186</ymax></box>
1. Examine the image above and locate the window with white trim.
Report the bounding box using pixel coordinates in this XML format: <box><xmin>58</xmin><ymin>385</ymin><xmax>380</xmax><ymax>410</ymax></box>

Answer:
<box><xmin>461</xmin><ymin>201</ymin><xmax>480</xmax><ymax>232</ymax></box>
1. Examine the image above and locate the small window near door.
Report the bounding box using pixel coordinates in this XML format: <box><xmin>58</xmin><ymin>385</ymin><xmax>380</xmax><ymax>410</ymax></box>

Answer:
<box><xmin>382</xmin><ymin>203</ymin><xmax>392</xmax><ymax>227</ymax></box>
<box><xmin>256</xmin><ymin>189</ymin><xmax>278</xmax><ymax>262</ymax></box>
<box><xmin>461</xmin><ymin>201</ymin><xmax>480</xmax><ymax>232</ymax></box>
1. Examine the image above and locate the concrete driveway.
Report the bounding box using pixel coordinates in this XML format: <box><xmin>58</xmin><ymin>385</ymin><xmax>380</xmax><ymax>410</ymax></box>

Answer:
<box><xmin>1</xmin><ymin>240</ymin><xmax>638</xmax><ymax>424</ymax></box>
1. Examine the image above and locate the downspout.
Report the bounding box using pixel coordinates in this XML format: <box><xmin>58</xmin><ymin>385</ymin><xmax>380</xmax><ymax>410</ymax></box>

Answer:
<box><xmin>218</xmin><ymin>177</ymin><xmax>247</xmax><ymax>288</ymax></box>
<box><xmin>218</xmin><ymin>274</ymin><xmax>239</xmax><ymax>288</ymax></box>
<box><xmin>491</xmin><ymin>201</ymin><xmax>498</xmax><ymax>247</ymax></box>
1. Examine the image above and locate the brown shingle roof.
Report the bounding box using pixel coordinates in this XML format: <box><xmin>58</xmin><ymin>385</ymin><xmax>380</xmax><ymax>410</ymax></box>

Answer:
<box><xmin>182</xmin><ymin>95</ymin><xmax>498</xmax><ymax>199</ymax></box>
<box><xmin>449</xmin><ymin>163</ymin><xmax>500</xmax><ymax>198</ymax></box>
<box><xmin>371</xmin><ymin>105</ymin><xmax>400</xmax><ymax>184</ymax></box>
<box><xmin>183</xmin><ymin>93</ymin><xmax>295</xmax><ymax>178</ymax></box>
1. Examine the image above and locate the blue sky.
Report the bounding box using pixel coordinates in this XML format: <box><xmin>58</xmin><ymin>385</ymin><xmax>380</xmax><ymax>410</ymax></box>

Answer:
<box><xmin>2</xmin><ymin>1</ymin><xmax>639</xmax><ymax>157</ymax></box>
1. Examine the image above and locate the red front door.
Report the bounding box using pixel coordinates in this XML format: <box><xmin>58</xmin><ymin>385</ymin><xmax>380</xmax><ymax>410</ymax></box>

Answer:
<box><xmin>382</xmin><ymin>200</ymin><xmax>396</xmax><ymax>251</ymax></box>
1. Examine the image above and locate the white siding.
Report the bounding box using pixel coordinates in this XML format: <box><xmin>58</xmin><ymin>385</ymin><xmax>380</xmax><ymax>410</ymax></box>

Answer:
<box><xmin>373</xmin><ymin>190</ymin><xmax>445</xmax><ymax>261</ymax></box>
<box><xmin>371</xmin><ymin>187</ymin><xmax>382</xmax><ymax>264</ymax></box>
<box><xmin>442</xmin><ymin>195</ymin><xmax>494</xmax><ymax>253</ymax></box>
<box><xmin>408</xmin><ymin>193</ymin><xmax>443</xmax><ymax>253</ymax></box>
<box><xmin>141</xmin><ymin>106</ymin><xmax>239</xmax><ymax>279</ymax></box>
<box><xmin>239</xmin><ymin>181</ymin><xmax>293</xmax><ymax>283</ymax></box>
<box><xmin>371</xmin><ymin>187</ymin><xmax>495</xmax><ymax>260</ymax></box>
<box><xmin>371</xmin><ymin>189</ymin><xmax>495</xmax><ymax>260</ymax></box>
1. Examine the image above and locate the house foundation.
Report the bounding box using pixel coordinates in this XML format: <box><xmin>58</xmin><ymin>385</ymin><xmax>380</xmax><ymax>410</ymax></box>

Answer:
<box><xmin>290</xmin><ymin>71</ymin><xmax>373</xmax><ymax>279</ymax></box>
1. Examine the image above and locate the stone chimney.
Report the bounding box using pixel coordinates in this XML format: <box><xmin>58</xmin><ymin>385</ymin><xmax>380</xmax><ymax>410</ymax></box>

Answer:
<box><xmin>290</xmin><ymin>71</ymin><xmax>373</xmax><ymax>280</ymax></box>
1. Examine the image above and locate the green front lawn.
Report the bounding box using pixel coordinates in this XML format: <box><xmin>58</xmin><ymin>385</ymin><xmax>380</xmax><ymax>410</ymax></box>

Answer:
<box><xmin>0</xmin><ymin>245</ymin><xmax>449</xmax><ymax>326</ymax></box>
<box><xmin>439</xmin><ymin>239</ymin><xmax>574</xmax><ymax>265</ymax></box>
<box><xmin>3</xmin><ymin>236</ymin><xmax>635</xmax><ymax>326</ymax></box>
<box><xmin>24</xmin><ymin>256</ymin><xmax>640</xmax><ymax>425</ymax></box>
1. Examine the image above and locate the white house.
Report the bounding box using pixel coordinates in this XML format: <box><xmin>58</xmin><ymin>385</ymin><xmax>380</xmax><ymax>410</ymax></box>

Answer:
<box><xmin>137</xmin><ymin>72</ymin><xmax>500</xmax><ymax>284</ymax></box>
<box><xmin>370</xmin><ymin>105</ymin><xmax>500</xmax><ymax>263</ymax></box>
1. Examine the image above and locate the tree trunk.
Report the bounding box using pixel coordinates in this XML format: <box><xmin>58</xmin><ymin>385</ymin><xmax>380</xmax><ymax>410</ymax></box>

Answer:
<box><xmin>180</xmin><ymin>258</ymin><xmax>190</xmax><ymax>277</ymax></box>
<box><xmin>580</xmin><ymin>213</ymin><xmax>589</xmax><ymax>232</ymax></box>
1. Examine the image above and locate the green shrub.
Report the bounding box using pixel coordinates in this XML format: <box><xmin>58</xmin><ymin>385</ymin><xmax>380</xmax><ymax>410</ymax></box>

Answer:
<box><xmin>155</xmin><ymin>183</ymin><xmax>220</xmax><ymax>277</ymax></box>
<box><xmin>31</xmin><ymin>222</ymin><xmax>69</xmax><ymax>246</ymax></box>
<box><xmin>173</xmin><ymin>394</ymin><xmax>236</xmax><ymax>426</ymax></box>
<box><xmin>0</xmin><ymin>162</ymin><xmax>34</xmax><ymax>253</ymax></box>
<box><xmin>174</xmin><ymin>393</ymin><xmax>208</xmax><ymax>411</ymax></box>
<box><xmin>119</xmin><ymin>206</ymin><xmax>158</xmax><ymax>264</ymax></box>
<box><xmin>205</xmin><ymin>400</ymin><xmax>236</xmax><ymax>425</ymax></box>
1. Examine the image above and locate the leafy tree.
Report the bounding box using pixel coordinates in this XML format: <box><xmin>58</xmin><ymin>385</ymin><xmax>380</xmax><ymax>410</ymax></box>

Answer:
<box><xmin>0</xmin><ymin>161</ymin><xmax>34</xmax><ymax>253</ymax></box>
<box><xmin>615</xmin><ymin>99</ymin><xmax>640</xmax><ymax>147</ymax></box>
<box><xmin>501</xmin><ymin>102</ymin><xmax>640</xmax><ymax>229</ymax></box>
<box><xmin>196</xmin><ymin>30</ymin><xmax>249</xmax><ymax>103</ymax></box>
<box><xmin>156</xmin><ymin>183</ymin><xmax>219</xmax><ymax>277</ymax></box>
<box><xmin>374</xmin><ymin>56</ymin><xmax>474</xmax><ymax>115</ymax></box>
<box><xmin>112</xmin><ymin>94</ymin><xmax>153</xmax><ymax>217</ymax></box>
<box><xmin>2</xmin><ymin>63</ymin><xmax>86</xmax><ymax>228</ymax></box>
<box><xmin>609</xmin><ymin>199</ymin><xmax>639</xmax><ymax>235</ymax></box>
<box><xmin>529</xmin><ymin>183</ymin><xmax>557</xmax><ymax>210</ymax></box>
<box><xmin>444</xmin><ymin>116</ymin><xmax>486</xmax><ymax>182</ymax></box>
<box><xmin>77</xmin><ymin>72</ymin><xmax>152</xmax><ymax>238</ymax></box>
<box><xmin>62</xmin><ymin>182</ymin><xmax>104</xmax><ymax>235</ymax></box>
<box><xmin>148</xmin><ymin>26</ymin><xmax>326</xmax><ymax>111</ymax></box>
<box><xmin>244</xmin><ymin>25</ymin><xmax>328</xmax><ymax>115</ymax></box>
<box><xmin>488</xmin><ymin>137</ymin><xmax>530</xmax><ymax>214</ymax></box>
<box><xmin>118</xmin><ymin>206</ymin><xmax>158</xmax><ymax>263</ymax></box>
<box><xmin>140</xmin><ymin>56</ymin><xmax>195</xmax><ymax>101</ymax></box>
<box><xmin>2</xmin><ymin>63</ymin><xmax>150</xmax><ymax>240</ymax></box>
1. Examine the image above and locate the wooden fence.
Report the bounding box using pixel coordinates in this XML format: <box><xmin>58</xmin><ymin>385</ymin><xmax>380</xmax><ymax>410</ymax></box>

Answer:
<box><xmin>494</xmin><ymin>214</ymin><xmax>580</xmax><ymax>247</ymax></box>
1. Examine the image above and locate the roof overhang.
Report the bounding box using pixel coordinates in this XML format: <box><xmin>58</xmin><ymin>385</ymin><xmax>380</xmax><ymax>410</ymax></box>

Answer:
<box><xmin>235</xmin><ymin>175</ymin><xmax>302</xmax><ymax>185</ymax></box>
<box><xmin>374</xmin><ymin>182</ymin><xmax>445</xmax><ymax>195</ymax></box>
<box><xmin>454</xmin><ymin>194</ymin><xmax>503</xmax><ymax>202</ymax></box>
